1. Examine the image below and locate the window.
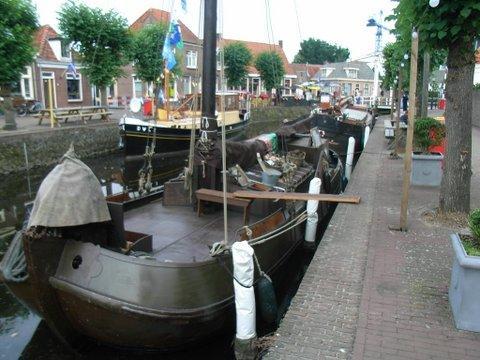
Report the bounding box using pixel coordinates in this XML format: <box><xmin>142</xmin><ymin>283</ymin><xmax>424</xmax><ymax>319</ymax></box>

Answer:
<box><xmin>66</xmin><ymin>73</ymin><xmax>82</xmax><ymax>101</ymax></box>
<box><xmin>183</xmin><ymin>76</ymin><xmax>192</xmax><ymax>95</ymax></box>
<box><xmin>364</xmin><ymin>84</ymin><xmax>369</xmax><ymax>96</ymax></box>
<box><xmin>61</xmin><ymin>41</ymin><xmax>71</xmax><ymax>59</ymax></box>
<box><xmin>186</xmin><ymin>50</ymin><xmax>197</xmax><ymax>69</ymax></box>
<box><xmin>283</xmin><ymin>78</ymin><xmax>292</xmax><ymax>96</ymax></box>
<box><xmin>344</xmin><ymin>68</ymin><xmax>359</xmax><ymax>79</ymax></box>
<box><xmin>14</xmin><ymin>66</ymin><xmax>34</xmax><ymax>99</ymax></box>
<box><xmin>133</xmin><ymin>76</ymin><xmax>143</xmax><ymax>98</ymax></box>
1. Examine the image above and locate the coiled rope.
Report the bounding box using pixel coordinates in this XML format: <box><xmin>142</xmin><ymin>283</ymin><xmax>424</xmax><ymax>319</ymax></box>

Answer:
<box><xmin>0</xmin><ymin>231</ymin><xmax>28</xmax><ymax>282</ymax></box>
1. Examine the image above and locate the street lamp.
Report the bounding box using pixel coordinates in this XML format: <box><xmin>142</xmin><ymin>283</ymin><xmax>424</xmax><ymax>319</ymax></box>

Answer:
<box><xmin>429</xmin><ymin>0</ymin><xmax>440</xmax><ymax>8</ymax></box>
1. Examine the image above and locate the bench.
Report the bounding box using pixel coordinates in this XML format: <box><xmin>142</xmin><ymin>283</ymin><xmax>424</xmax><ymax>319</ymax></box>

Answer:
<box><xmin>195</xmin><ymin>188</ymin><xmax>253</xmax><ymax>225</ymax></box>
<box><xmin>384</xmin><ymin>119</ymin><xmax>394</xmax><ymax>138</ymax></box>
<box><xmin>384</xmin><ymin>119</ymin><xmax>408</xmax><ymax>139</ymax></box>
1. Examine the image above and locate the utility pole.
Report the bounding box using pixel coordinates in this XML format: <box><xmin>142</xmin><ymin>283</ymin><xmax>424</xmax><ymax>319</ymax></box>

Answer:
<box><xmin>420</xmin><ymin>51</ymin><xmax>431</xmax><ymax>118</ymax></box>
<box><xmin>399</xmin><ymin>30</ymin><xmax>419</xmax><ymax>231</ymax></box>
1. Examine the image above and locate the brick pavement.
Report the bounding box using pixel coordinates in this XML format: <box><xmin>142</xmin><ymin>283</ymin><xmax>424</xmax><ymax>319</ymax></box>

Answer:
<box><xmin>265</xmin><ymin>121</ymin><xmax>480</xmax><ymax>359</ymax></box>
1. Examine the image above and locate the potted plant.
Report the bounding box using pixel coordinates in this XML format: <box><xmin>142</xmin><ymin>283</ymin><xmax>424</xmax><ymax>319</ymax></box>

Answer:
<box><xmin>411</xmin><ymin>117</ymin><xmax>445</xmax><ymax>186</ymax></box>
<box><xmin>449</xmin><ymin>209</ymin><xmax>480</xmax><ymax>332</ymax></box>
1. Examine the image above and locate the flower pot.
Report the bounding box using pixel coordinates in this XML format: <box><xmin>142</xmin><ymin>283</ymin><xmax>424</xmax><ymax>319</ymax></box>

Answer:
<box><xmin>449</xmin><ymin>233</ymin><xmax>480</xmax><ymax>332</ymax></box>
<box><xmin>411</xmin><ymin>152</ymin><xmax>443</xmax><ymax>186</ymax></box>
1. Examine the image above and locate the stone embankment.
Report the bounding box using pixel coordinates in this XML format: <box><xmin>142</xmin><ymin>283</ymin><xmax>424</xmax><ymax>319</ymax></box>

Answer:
<box><xmin>0</xmin><ymin>123</ymin><xmax>120</xmax><ymax>174</ymax></box>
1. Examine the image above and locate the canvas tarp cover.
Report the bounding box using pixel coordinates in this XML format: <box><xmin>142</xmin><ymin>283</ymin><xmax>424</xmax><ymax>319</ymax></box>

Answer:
<box><xmin>28</xmin><ymin>148</ymin><xmax>111</xmax><ymax>228</ymax></box>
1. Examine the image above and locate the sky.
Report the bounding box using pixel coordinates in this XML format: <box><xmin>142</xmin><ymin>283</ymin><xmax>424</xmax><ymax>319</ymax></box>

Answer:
<box><xmin>32</xmin><ymin>0</ymin><xmax>396</xmax><ymax>63</ymax></box>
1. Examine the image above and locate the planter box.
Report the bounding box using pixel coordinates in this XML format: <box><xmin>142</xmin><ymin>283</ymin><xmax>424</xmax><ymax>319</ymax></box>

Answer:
<box><xmin>411</xmin><ymin>152</ymin><xmax>443</xmax><ymax>186</ymax></box>
<box><xmin>449</xmin><ymin>233</ymin><xmax>480</xmax><ymax>332</ymax></box>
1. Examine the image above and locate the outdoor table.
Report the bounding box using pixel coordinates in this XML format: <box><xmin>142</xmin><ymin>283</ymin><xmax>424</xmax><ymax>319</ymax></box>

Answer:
<box><xmin>35</xmin><ymin>106</ymin><xmax>112</xmax><ymax>127</ymax></box>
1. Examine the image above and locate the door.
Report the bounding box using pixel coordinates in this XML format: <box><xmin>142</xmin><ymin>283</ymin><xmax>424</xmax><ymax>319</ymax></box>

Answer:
<box><xmin>41</xmin><ymin>72</ymin><xmax>56</xmax><ymax>109</ymax></box>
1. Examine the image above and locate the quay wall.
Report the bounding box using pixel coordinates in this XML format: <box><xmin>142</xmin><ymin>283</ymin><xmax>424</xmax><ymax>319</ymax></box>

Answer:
<box><xmin>0</xmin><ymin>105</ymin><xmax>311</xmax><ymax>174</ymax></box>
<box><xmin>473</xmin><ymin>90</ymin><xmax>480</xmax><ymax>128</ymax></box>
<box><xmin>0</xmin><ymin>123</ymin><xmax>119</xmax><ymax>174</ymax></box>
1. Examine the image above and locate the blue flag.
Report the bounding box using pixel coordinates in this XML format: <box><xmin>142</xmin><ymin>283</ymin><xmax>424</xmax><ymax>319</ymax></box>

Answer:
<box><xmin>168</xmin><ymin>20</ymin><xmax>183</xmax><ymax>49</ymax></box>
<box><xmin>67</xmin><ymin>62</ymin><xmax>78</xmax><ymax>78</ymax></box>
<box><xmin>181</xmin><ymin>0</ymin><xmax>187</xmax><ymax>12</ymax></box>
<box><xmin>162</xmin><ymin>40</ymin><xmax>176</xmax><ymax>71</ymax></box>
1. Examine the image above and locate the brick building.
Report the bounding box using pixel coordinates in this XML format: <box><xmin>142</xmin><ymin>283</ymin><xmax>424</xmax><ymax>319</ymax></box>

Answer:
<box><xmin>220</xmin><ymin>39</ymin><xmax>297</xmax><ymax>96</ymax></box>
<box><xmin>114</xmin><ymin>8</ymin><xmax>202</xmax><ymax>106</ymax></box>
<box><xmin>311</xmin><ymin>60</ymin><xmax>377</xmax><ymax>98</ymax></box>
<box><xmin>12</xmin><ymin>25</ymin><xmax>93</xmax><ymax>109</ymax></box>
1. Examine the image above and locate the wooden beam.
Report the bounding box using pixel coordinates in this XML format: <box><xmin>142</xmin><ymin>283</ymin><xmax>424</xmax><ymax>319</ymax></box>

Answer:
<box><xmin>399</xmin><ymin>30</ymin><xmax>419</xmax><ymax>231</ymax></box>
<box><xmin>233</xmin><ymin>190</ymin><xmax>361</xmax><ymax>204</ymax></box>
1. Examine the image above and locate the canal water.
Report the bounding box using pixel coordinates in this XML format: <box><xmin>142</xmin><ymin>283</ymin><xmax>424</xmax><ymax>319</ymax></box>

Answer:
<box><xmin>0</xmin><ymin>117</ymin><xmax>333</xmax><ymax>359</ymax></box>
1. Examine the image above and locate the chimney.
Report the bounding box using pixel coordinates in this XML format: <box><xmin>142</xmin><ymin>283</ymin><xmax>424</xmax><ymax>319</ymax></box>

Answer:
<box><xmin>278</xmin><ymin>40</ymin><xmax>283</xmax><ymax>48</ymax></box>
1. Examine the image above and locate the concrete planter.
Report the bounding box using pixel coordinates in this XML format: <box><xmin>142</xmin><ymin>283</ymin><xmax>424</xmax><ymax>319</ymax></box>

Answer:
<box><xmin>411</xmin><ymin>152</ymin><xmax>443</xmax><ymax>186</ymax></box>
<box><xmin>449</xmin><ymin>233</ymin><xmax>480</xmax><ymax>332</ymax></box>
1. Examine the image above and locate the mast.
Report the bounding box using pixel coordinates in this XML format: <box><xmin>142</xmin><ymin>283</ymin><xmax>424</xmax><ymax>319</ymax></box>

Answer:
<box><xmin>196</xmin><ymin>0</ymin><xmax>219</xmax><ymax>191</ymax></box>
<box><xmin>200</xmin><ymin>0</ymin><xmax>218</xmax><ymax>138</ymax></box>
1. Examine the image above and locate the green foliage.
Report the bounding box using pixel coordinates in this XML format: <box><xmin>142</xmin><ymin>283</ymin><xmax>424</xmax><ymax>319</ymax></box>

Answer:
<box><xmin>413</xmin><ymin>117</ymin><xmax>445</xmax><ymax>152</ymax></box>
<box><xmin>224</xmin><ymin>42</ymin><xmax>252</xmax><ymax>88</ymax></box>
<box><xmin>254</xmin><ymin>52</ymin><xmax>285</xmax><ymax>92</ymax></box>
<box><xmin>0</xmin><ymin>0</ymin><xmax>38</xmax><ymax>89</ymax></box>
<box><xmin>382</xmin><ymin>42</ymin><xmax>404</xmax><ymax>90</ymax></box>
<box><xmin>388</xmin><ymin>1</ymin><xmax>480</xmax><ymax>56</ymax></box>
<box><xmin>293</xmin><ymin>38</ymin><xmax>349</xmax><ymax>64</ymax></box>
<box><xmin>473</xmin><ymin>83</ymin><xmax>480</xmax><ymax>91</ymax></box>
<box><xmin>381</xmin><ymin>40</ymin><xmax>446</xmax><ymax>92</ymax></box>
<box><xmin>58</xmin><ymin>1</ymin><xmax>131</xmax><ymax>87</ymax></box>
<box><xmin>429</xmin><ymin>80</ymin><xmax>440</xmax><ymax>99</ymax></box>
<box><xmin>461</xmin><ymin>236</ymin><xmax>480</xmax><ymax>256</ymax></box>
<box><xmin>469</xmin><ymin>209</ymin><xmax>480</xmax><ymax>241</ymax></box>
<box><xmin>130</xmin><ymin>23</ymin><xmax>168</xmax><ymax>83</ymax></box>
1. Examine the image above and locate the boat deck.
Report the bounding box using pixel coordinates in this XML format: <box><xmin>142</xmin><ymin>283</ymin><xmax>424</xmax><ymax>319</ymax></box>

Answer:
<box><xmin>124</xmin><ymin>199</ymin><xmax>258</xmax><ymax>262</ymax></box>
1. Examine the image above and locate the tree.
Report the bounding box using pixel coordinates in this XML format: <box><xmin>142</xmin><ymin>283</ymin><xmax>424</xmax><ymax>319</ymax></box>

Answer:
<box><xmin>223</xmin><ymin>42</ymin><xmax>252</xmax><ymax>88</ymax></box>
<box><xmin>390</xmin><ymin>0</ymin><xmax>480</xmax><ymax>213</ymax></box>
<box><xmin>382</xmin><ymin>41</ymin><xmax>446</xmax><ymax>92</ymax></box>
<box><xmin>254</xmin><ymin>52</ymin><xmax>285</xmax><ymax>93</ymax></box>
<box><xmin>0</xmin><ymin>0</ymin><xmax>38</xmax><ymax>130</ymax></box>
<box><xmin>58</xmin><ymin>1</ymin><xmax>131</xmax><ymax>107</ymax></box>
<box><xmin>293</xmin><ymin>38</ymin><xmax>350</xmax><ymax>64</ymax></box>
<box><xmin>382</xmin><ymin>42</ymin><xmax>405</xmax><ymax>91</ymax></box>
<box><xmin>130</xmin><ymin>23</ymin><xmax>182</xmax><ymax>100</ymax></box>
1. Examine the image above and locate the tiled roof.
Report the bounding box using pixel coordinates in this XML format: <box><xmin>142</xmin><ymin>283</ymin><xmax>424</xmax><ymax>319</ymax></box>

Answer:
<box><xmin>476</xmin><ymin>49</ymin><xmax>480</xmax><ymax>64</ymax></box>
<box><xmin>313</xmin><ymin>60</ymin><xmax>374</xmax><ymax>81</ymax></box>
<box><xmin>130</xmin><ymin>8</ymin><xmax>199</xmax><ymax>44</ymax></box>
<box><xmin>34</xmin><ymin>25</ymin><xmax>58</xmax><ymax>61</ymax></box>
<box><xmin>220</xmin><ymin>38</ymin><xmax>294</xmax><ymax>76</ymax></box>
<box><xmin>290</xmin><ymin>63</ymin><xmax>321</xmax><ymax>78</ymax></box>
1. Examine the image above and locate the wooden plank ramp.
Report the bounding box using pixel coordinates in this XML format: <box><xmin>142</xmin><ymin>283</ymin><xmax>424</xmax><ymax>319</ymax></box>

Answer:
<box><xmin>233</xmin><ymin>190</ymin><xmax>361</xmax><ymax>204</ymax></box>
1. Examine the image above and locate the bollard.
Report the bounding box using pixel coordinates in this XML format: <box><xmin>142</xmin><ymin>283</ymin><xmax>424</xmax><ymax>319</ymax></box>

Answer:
<box><xmin>364</xmin><ymin>126</ymin><xmax>370</xmax><ymax>149</ymax></box>
<box><xmin>345</xmin><ymin>136</ymin><xmax>355</xmax><ymax>181</ymax></box>
<box><xmin>305</xmin><ymin>177</ymin><xmax>321</xmax><ymax>242</ymax></box>
<box><xmin>232</xmin><ymin>241</ymin><xmax>257</xmax><ymax>359</ymax></box>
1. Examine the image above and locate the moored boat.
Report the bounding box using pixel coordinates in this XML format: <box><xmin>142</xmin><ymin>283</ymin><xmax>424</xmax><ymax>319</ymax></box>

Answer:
<box><xmin>0</xmin><ymin>0</ymin><xmax>350</xmax><ymax>352</ymax></box>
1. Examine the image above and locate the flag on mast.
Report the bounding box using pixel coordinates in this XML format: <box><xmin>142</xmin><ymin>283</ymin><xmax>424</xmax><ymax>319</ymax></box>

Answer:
<box><xmin>181</xmin><ymin>0</ymin><xmax>187</xmax><ymax>12</ymax></box>
<box><xmin>67</xmin><ymin>62</ymin><xmax>78</xmax><ymax>78</ymax></box>
<box><xmin>168</xmin><ymin>20</ymin><xmax>183</xmax><ymax>49</ymax></box>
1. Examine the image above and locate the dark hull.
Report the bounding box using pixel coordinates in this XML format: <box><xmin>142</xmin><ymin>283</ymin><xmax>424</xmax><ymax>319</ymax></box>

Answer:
<box><xmin>10</xmin><ymin>205</ymin><xmax>304</xmax><ymax>350</ymax></box>
<box><xmin>1</xmin><ymin>121</ymin><xmax>344</xmax><ymax>351</ymax></box>
<box><xmin>122</xmin><ymin>120</ymin><xmax>248</xmax><ymax>188</ymax></box>
<box><xmin>307</xmin><ymin>114</ymin><xmax>369</xmax><ymax>156</ymax></box>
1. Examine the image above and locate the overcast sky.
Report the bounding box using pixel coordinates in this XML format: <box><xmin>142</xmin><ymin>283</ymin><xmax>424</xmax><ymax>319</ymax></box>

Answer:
<box><xmin>32</xmin><ymin>0</ymin><xmax>396</xmax><ymax>63</ymax></box>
